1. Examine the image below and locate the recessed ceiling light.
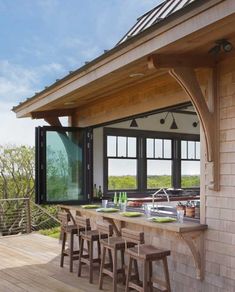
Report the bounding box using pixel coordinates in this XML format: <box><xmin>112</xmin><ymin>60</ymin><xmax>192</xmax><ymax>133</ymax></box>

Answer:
<box><xmin>129</xmin><ymin>73</ymin><xmax>145</xmax><ymax>78</ymax></box>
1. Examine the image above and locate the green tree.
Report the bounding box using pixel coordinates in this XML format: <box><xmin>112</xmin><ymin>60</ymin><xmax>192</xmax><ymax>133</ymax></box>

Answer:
<box><xmin>0</xmin><ymin>145</ymin><xmax>35</xmax><ymax>199</ymax></box>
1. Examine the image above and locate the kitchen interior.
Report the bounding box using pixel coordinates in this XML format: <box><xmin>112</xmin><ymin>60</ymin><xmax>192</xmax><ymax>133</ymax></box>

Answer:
<box><xmin>92</xmin><ymin>103</ymin><xmax>201</xmax><ymax>223</ymax></box>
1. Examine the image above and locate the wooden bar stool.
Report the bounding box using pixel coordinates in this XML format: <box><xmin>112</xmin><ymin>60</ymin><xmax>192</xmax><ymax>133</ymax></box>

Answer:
<box><xmin>99</xmin><ymin>226</ymin><xmax>143</xmax><ymax>292</ymax></box>
<box><xmin>58</xmin><ymin>211</ymin><xmax>81</xmax><ymax>273</ymax></box>
<box><xmin>77</xmin><ymin>216</ymin><xmax>112</xmax><ymax>284</ymax></box>
<box><xmin>124</xmin><ymin>228</ymin><xmax>171</xmax><ymax>292</ymax></box>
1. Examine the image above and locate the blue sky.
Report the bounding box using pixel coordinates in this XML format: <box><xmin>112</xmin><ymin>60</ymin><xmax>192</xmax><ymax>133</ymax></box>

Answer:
<box><xmin>0</xmin><ymin>0</ymin><xmax>160</xmax><ymax>145</ymax></box>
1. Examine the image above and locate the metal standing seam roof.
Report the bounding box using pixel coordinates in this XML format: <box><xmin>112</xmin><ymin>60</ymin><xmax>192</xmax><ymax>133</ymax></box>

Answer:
<box><xmin>117</xmin><ymin>0</ymin><xmax>196</xmax><ymax>45</ymax></box>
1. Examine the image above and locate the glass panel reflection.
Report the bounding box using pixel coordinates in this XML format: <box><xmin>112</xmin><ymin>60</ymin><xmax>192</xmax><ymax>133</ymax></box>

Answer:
<box><xmin>46</xmin><ymin>131</ymin><xmax>83</xmax><ymax>202</ymax></box>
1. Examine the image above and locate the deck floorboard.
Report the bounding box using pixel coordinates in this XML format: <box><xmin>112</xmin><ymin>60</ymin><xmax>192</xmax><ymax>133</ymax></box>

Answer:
<box><xmin>0</xmin><ymin>233</ymin><xmax>126</xmax><ymax>292</ymax></box>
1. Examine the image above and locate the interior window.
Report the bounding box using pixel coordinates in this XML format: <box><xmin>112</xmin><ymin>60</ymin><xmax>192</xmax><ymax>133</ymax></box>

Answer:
<box><xmin>104</xmin><ymin>128</ymin><xmax>200</xmax><ymax>194</ymax></box>
<box><xmin>146</xmin><ymin>138</ymin><xmax>172</xmax><ymax>189</ymax></box>
<box><xmin>181</xmin><ymin>140</ymin><xmax>200</xmax><ymax>188</ymax></box>
<box><xmin>107</xmin><ymin>135</ymin><xmax>137</xmax><ymax>190</ymax></box>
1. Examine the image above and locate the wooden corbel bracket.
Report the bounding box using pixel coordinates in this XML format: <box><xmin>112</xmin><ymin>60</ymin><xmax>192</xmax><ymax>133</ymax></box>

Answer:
<box><xmin>148</xmin><ymin>54</ymin><xmax>219</xmax><ymax>191</ymax></box>
<box><xmin>180</xmin><ymin>231</ymin><xmax>204</xmax><ymax>281</ymax></box>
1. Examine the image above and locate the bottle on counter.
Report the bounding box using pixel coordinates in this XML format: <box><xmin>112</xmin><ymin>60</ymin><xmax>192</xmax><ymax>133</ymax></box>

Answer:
<box><xmin>93</xmin><ymin>184</ymin><xmax>98</xmax><ymax>199</ymax></box>
<box><xmin>113</xmin><ymin>192</ymin><xmax>118</xmax><ymax>206</ymax></box>
<box><xmin>98</xmin><ymin>185</ymin><xmax>103</xmax><ymax>199</ymax></box>
<box><xmin>118</xmin><ymin>192</ymin><xmax>122</xmax><ymax>206</ymax></box>
<box><xmin>124</xmin><ymin>192</ymin><xmax>128</xmax><ymax>204</ymax></box>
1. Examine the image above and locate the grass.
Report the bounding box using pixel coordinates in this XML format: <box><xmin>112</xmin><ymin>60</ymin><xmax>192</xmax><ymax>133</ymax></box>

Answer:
<box><xmin>38</xmin><ymin>226</ymin><xmax>60</xmax><ymax>239</ymax></box>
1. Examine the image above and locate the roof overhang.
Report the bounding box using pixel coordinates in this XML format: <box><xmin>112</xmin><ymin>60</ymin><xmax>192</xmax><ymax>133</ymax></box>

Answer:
<box><xmin>13</xmin><ymin>0</ymin><xmax>235</xmax><ymax>119</ymax></box>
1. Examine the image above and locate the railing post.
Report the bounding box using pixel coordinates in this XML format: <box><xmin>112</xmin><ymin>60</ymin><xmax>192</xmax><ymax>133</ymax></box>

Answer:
<box><xmin>25</xmin><ymin>198</ymin><xmax>31</xmax><ymax>233</ymax></box>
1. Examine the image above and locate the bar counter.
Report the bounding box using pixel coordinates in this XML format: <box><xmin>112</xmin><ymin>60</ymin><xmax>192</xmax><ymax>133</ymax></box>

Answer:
<box><xmin>60</xmin><ymin>204</ymin><xmax>207</xmax><ymax>281</ymax></box>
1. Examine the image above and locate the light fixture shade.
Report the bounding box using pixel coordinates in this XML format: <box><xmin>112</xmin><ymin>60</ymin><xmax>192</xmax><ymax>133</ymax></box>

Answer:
<box><xmin>130</xmin><ymin>118</ymin><xmax>138</xmax><ymax>127</ymax></box>
<box><xmin>170</xmin><ymin>118</ymin><xmax>178</xmax><ymax>129</ymax></box>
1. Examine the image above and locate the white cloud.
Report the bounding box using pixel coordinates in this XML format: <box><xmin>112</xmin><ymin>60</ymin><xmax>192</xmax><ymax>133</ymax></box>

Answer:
<box><xmin>0</xmin><ymin>101</ymin><xmax>46</xmax><ymax>146</ymax></box>
<box><xmin>0</xmin><ymin>59</ymin><xmax>65</xmax><ymax>103</ymax></box>
<box><xmin>0</xmin><ymin>59</ymin><xmax>67</xmax><ymax>145</ymax></box>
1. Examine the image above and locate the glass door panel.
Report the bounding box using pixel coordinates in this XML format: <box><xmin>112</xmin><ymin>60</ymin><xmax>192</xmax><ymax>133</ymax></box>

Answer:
<box><xmin>36</xmin><ymin>126</ymin><xmax>90</xmax><ymax>204</ymax></box>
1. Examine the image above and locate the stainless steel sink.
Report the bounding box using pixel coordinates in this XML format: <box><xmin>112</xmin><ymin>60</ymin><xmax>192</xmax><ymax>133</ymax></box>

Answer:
<box><xmin>151</xmin><ymin>205</ymin><xmax>177</xmax><ymax>215</ymax></box>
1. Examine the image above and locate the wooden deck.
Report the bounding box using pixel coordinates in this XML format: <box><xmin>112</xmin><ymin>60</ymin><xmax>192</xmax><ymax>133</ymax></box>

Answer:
<box><xmin>0</xmin><ymin>233</ymin><xmax>125</xmax><ymax>292</ymax></box>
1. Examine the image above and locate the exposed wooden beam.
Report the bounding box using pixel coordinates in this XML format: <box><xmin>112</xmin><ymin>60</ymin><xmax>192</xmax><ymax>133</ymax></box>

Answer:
<box><xmin>148</xmin><ymin>54</ymin><xmax>215</xmax><ymax>69</ymax></box>
<box><xmin>44</xmin><ymin>117</ymin><xmax>62</xmax><ymax>127</ymax></box>
<box><xmin>31</xmin><ymin>108</ymin><xmax>75</xmax><ymax>119</ymax></box>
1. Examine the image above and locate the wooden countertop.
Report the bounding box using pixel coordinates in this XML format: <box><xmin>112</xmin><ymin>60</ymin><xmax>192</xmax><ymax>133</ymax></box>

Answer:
<box><xmin>60</xmin><ymin>205</ymin><xmax>207</xmax><ymax>234</ymax></box>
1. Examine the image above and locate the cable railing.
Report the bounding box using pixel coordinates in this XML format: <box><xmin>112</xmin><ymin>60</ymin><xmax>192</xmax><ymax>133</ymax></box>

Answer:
<box><xmin>0</xmin><ymin>198</ymin><xmax>60</xmax><ymax>236</ymax></box>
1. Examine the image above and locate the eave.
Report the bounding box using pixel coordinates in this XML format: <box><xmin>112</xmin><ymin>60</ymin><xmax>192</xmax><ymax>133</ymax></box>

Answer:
<box><xmin>12</xmin><ymin>0</ymin><xmax>235</xmax><ymax>119</ymax></box>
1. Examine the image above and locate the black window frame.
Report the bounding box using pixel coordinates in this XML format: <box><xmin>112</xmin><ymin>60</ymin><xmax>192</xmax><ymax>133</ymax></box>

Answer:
<box><xmin>103</xmin><ymin>127</ymin><xmax>200</xmax><ymax>196</ymax></box>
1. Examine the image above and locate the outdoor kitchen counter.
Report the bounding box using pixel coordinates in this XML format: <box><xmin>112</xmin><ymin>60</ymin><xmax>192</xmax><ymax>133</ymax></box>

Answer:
<box><xmin>60</xmin><ymin>204</ymin><xmax>207</xmax><ymax>281</ymax></box>
<box><xmin>60</xmin><ymin>205</ymin><xmax>206</xmax><ymax>234</ymax></box>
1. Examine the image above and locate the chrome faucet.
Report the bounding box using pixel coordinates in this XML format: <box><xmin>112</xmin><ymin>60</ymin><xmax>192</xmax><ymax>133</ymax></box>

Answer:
<box><xmin>152</xmin><ymin>188</ymin><xmax>170</xmax><ymax>211</ymax></box>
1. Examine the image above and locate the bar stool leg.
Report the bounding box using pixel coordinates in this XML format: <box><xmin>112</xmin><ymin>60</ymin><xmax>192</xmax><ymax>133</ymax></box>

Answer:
<box><xmin>162</xmin><ymin>257</ymin><xmax>171</xmax><ymax>292</ymax></box>
<box><xmin>60</xmin><ymin>231</ymin><xmax>66</xmax><ymax>267</ymax></box>
<box><xmin>125</xmin><ymin>256</ymin><xmax>132</xmax><ymax>292</ymax></box>
<box><xmin>97</xmin><ymin>239</ymin><xmax>101</xmax><ymax>257</ymax></box>
<box><xmin>89</xmin><ymin>239</ymin><xmax>94</xmax><ymax>283</ymax></box>
<box><xmin>99</xmin><ymin>246</ymin><xmax>106</xmax><ymax>290</ymax></box>
<box><xmin>78</xmin><ymin>237</ymin><xmax>84</xmax><ymax>277</ymax></box>
<box><xmin>112</xmin><ymin>248</ymin><xmax>118</xmax><ymax>292</ymax></box>
<box><xmin>121</xmin><ymin>249</ymin><xmax>126</xmax><ymax>285</ymax></box>
<box><xmin>149</xmin><ymin>261</ymin><xmax>153</xmax><ymax>292</ymax></box>
<box><xmin>143</xmin><ymin>260</ymin><xmax>148</xmax><ymax>292</ymax></box>
<box><xmin>108</xmin><ymin>249</ymin><xmax>113</xmax><ymax>271</ymax></box>
<box><xmin>134</xmin><ymin>259</ymin><xmax>140</xmax><ymax>284</ymax></box>
<box><xmin>69</xmin><ymin>233</ymin><xmax>74</xmax><ymax>272</ymax></box>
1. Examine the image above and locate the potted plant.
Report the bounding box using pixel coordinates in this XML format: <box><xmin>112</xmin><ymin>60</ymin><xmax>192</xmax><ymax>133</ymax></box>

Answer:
<box><xmin>176</xmin><ymin>202</ymin><xmax>186</xmax><ymax>215</ymax></box>
<box><xmin>185</xmin><ymin>201</ymin><xmax>195</xmax><ymax>218</ymax></box>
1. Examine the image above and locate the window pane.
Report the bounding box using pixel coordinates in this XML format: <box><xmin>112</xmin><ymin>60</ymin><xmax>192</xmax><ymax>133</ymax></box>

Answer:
<box><xmin>108</xmin><ymin>159</ymin><xmax>137</xmax><ymax>190</ymax></box>
<box><xmin>155</xmin><ymin>139</ymin><xmax>162</xmax><ymax>158</ymax></box>
<box><xmin>196</xmin><ymin>142</ymin><xmax>200</xmax><ymax>160</ymax></box>
<box><xmin>181</xmin><ymin>161</ymin><xmax>200</xmax><ymax>187</ymax></box>
<box><xmin>128</xmin><ymin>137</ymin><xmax>137</xmax><ymax>157</ymax></box>
<box><xmin>107</xmin><ymin>136</ymin><xmax>116</xmax><ymax>157</ymax></box>
<box><xmin>181</xmin><ymin>141</ymin><xmax>187</xmax><ymax>159</ymax></box>
<box><xmin>118</xmin><ymin>136</ymin><xmax>127</xmax><ymax>157</ymax></box>
<box><xmin>147</xmin><ymin>138</ymin><xmax>154</xmax><ymax>158</ymax></box>
<box><xmin>163</xmin><ymin>139</ymin><xmax>172</xmax><ymax>158</ymax></box>
<box><xmin>46</xmin><ymin>131</ymin><xmax>83</xmax><ymax>202</ymax></box>
<box><xmin>147</xmin><ymin>160</ymin><xmax>172</xmax><ymax>189</ymax></box>
<box><xmin>188</xmin><ymin>141</ymin><xmax>195</xmax><ymax>159</ymax></box>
